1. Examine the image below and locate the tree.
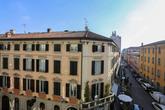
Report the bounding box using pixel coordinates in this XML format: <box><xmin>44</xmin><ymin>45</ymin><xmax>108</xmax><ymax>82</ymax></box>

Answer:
<box><xmin>84</xmin><ymin>81</ymin><xmax>90</xmax><ymax>102</ymax></box>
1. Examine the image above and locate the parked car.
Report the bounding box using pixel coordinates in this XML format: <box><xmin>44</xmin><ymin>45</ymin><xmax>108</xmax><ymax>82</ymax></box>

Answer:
<box><xmin>141</xmin><ymin>82</ymin><xmax>155</xmax><ymax>92</ymax></box>
<box><xmin>133</xmin><ymin>104</ymin><xmax>143</xmax><ymax>110</ymax></box>
<box><xmin>152</xmin><ymin>102</ymin><xmax>165</xmax><ymax>110</ymax></box>
<box><xmin>150</xmin><ymin>91</ymin><xmax>165</xmax><ymax>105</ymax></box>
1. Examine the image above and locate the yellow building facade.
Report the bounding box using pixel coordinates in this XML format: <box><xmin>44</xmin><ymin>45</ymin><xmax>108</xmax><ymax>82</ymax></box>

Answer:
<box><xmin>140</xmin><ymin>41</ymin><xmax>165</xmax><ymax>93</ymax></box>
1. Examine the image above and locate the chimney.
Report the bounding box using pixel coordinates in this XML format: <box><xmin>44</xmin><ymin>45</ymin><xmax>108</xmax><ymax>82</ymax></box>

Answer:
<box><xmin>141</xmin><ymin>42</ymin><xmax>143</xmax><ymax>46</ymax></box>
<box><xmin>5</xmin><ymin>32</ymin><xmax>12</xmax><ymax>38</ymax></box>
<box><xmin>10</xmin><ymin>29</ymin><xmax>15</xmax><ymax>34</ymax></box>
<box><xmin>47</xmin><ymin>28</ymin><xmax>52</xmax><ymax>33</ymax></box>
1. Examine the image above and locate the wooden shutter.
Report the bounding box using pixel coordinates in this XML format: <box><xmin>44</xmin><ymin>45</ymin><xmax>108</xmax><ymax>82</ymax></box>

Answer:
<box><xmin>32</xmin><ymin>44</ymin><xmax>35</xmax><ymax>51</ymax></box>
<box><xmin>54</xmin><ymin>60</ymin><xmax>61</xmax><ymax>73</ymax></box>
<box><xmin>66</xmin><ymin>44</ymin><xmax>70</xmax><ymax>51</ymax></box>
<box><xmin>7</xmin><ymin>76</ymin><xmax>10</xmax><ymax>88</ymax></box>
<box><xmin>7</xmin><ymin>44</ymin><xmax>10</xmax><ymax>50</ymax></box>
<box><xmin>77</xmin><ymin>85</ymin><xmax>81</xmax><ymax>99</ymax></box>
<box><xmin>36</xmin><ymin>80</ymin><xmax>39</xmax><ymax>92</ymax></box>
<box><xmin>32</xmin><ymin>59</ymin><xmax>35</xmax><ymax>71</ymax></box>
<box><xmin>70</xmin><ymin>61</ymin><xmax>77</xmax><ymax>75</ymax></box>
<box><xmin>46</xmin><ymin>44</ymin><xmax>49</xmax><ymax>51</ymax></box>
<box><xmin>23</xmin><ymin>59</ymin><xmax>26</xmax><ymax>70</ymax></box>
<box><xmin>66</xmin><ymin>83</ymin><xmax>70</xmax><ymax>97</ymax></box>
<box><xmin>92</xmin><ymin>45</ymin><xmax>97</xmax><ymax>52</ymax></box>
<box><xmin>78</xmin><ymin>44</ymin><xmax>82</xmax><ymax>52</ymax></box>
<box><xmin>102</xmin><ymin>45</ymin><xmax>104</xmax><ymax>52</ymax></box>
<box><xmin>36</xmin><ymin>44</ymin><xmax>40</xmax><ymax>51</ymax></box>
<box><xmin>23</xmin><ymin>78</ymin><xmax>26</xmax><ymax>90</ymax></box>
<box><xmin>92</xmin><ymin>61</ymin><xmax>95</xmax><ymax>75</ymax></box>
<box><xmin>31</xmin><ymin>79</ymin><xmax>34</xmax><ymax>92</ymax></box>
<box><xmin>23</xmin><ymin>44</ymin><xmax>26</xmax><ymax>50</ymax></box>
<box><xmin>0</xmin><ymin>76</ymin><xmax>2</xmax><ymax>87</ymax></box>
<box><xmin>45</xmin><ymin>60</ymin><xmax>49</xmax><ymax>72</ymax></box>
<box><xmin>101</xmin><ymin>60</ymin><xmax>104</xmax><ymax>74</ymax></box>
<box><xmin>91</xmin><ymin>84</ymin><xmax>96</xmax><ymax>100</ymax></box>
<box><xmin>36</xmin><ymin>59</ymin><xmax>39</xmax><ymax>72</ymax></box>
<box><xmin>54</xmin><ymin>82</ymin><xmax>61</xmax><ymax>96</ymax></box>
<box><xmin>100</xmin><ymin>83</ymin><xmax>104</xmax><ymax>98</ymax></box>
<box><xmin>14</xmin><ymin>77</ymin><xmax>20</xmax><ymax>89</ymax></box>
<box><xmin>44</xmin><ymin>81</ymin><xmax>48</xmax><ymax>94</ymax></box>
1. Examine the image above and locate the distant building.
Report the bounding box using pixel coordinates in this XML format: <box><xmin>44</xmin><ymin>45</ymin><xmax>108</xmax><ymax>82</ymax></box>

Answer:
<box><xmin>140</xmin><ymin>41</ymin><xmax>165</xmax><ymax>93</ymax></box>
<box><xmin>110</xmin><ymin>31</ymin><xmax>121</xmax><ymax>52</ymax></box>
<box><xmin>0</xmin><ymin>29</ymin><xmax>119</xmax><ymax>110</ymax></box>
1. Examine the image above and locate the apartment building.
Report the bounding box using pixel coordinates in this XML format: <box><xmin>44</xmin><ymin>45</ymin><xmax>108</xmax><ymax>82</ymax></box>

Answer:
<box><xmin>0</xmin><ymin>29</ymin><xmax>119</xmax><ymax>110</ymax></box>
<box><xmin>140</xmin><ymin>41</ymin><xmax>165</xmax><ymax>93</ymax></box>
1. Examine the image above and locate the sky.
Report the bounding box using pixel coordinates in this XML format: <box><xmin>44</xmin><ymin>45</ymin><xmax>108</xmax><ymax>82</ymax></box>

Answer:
<box><xmin>0</xmin><ymin>0</ymin><xmax>165</xmax><ymax>49</ymax></box>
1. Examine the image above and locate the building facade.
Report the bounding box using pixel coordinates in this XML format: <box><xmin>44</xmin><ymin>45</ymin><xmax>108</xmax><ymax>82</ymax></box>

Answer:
<box><xmin>110</xmin><ymin>31</ymin><xmax>121</xmax><ymax>52</ymax></box>
<box><xmin>140</xmin><ymin>41</ymin><xmax>165</xmax><ymax>93</ymax></box>
<box><xmin>0</xmin><ymin>29</ymin><xmax>119</xmax><ymax>110</ymax></box>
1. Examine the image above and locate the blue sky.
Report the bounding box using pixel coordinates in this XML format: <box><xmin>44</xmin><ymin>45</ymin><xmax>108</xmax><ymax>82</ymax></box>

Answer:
<box><xmin>1</xmin><ymin>0</ymin><xmax>165</xmax><ymax>49</ymax></box>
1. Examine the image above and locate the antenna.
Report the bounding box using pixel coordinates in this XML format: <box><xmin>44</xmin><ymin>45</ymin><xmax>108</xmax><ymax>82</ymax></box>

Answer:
<box><xmin>23</xmin><ymin>24</ymin><xmax>26</xmax><ymax>33</ymax></box>
<box><xmin>84</xmin><ymin>18</ymin><xmax>89</xmax><ymax>31</ymax></box>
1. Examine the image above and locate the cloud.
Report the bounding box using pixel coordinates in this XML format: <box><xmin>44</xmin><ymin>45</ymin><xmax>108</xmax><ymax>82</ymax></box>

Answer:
<box><xmin>120</xmin><ymin>0</ymin><xmax>165</xmax><ymax>49</ymax></box>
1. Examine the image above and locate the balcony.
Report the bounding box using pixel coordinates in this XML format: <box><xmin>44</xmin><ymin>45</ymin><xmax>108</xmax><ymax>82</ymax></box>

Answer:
<box><xmin>80</xmin><ymin>93</ymin><xmax>114</xmax><ymax>109</ymax></box>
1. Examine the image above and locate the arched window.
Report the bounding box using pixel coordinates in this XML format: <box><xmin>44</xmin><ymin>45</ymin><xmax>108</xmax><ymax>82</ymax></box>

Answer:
<box><xmin>40</xmin><ymin>102</ymin><xmax>45</xmax><ymax>110</ymax></box>
<box><xmin>67</xmin><ymin>107</ymin><xmax>77</xmax><ymax>110</ymax></box>
<box><xmin>54</xmin><ymin>105</ymin><xmax>60</xmax><ymax>110</ymax></box>
<box><xmin>15</xmin><ymin>98</ymin><xmax>19</xmax><ymax>110</ymax></box>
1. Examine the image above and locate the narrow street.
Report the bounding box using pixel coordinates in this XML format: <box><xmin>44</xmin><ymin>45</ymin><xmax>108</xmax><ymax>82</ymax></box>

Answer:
<box><xmin>125</xmin><ymin>67</ymin><xmax>155</xmax><ymax>110</ymax></box>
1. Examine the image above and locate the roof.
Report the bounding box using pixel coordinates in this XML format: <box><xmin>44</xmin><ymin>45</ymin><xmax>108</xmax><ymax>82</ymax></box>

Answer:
<box><xmin>143</xmin><ymin>40</ymin><xmax>165</xmax><ymax>47</ymax></box>
<box><xmin>0</xmin><ymin>31</ymin><xmax>113</xmax><ymax>42</ymax></box>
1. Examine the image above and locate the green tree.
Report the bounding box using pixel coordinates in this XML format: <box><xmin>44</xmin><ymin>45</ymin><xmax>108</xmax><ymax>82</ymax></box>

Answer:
<box><xmin>84</xmin><ymin>81</ymin><xmax>90</xmax><ymax>102</ymax></box>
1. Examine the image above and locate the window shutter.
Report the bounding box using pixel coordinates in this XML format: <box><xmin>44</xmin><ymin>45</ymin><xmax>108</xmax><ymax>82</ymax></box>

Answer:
<box><xmin>54</xmin><ymin>60</ymin><xmax>61</xmax><ymax>73</ymax></box>
<box><xmin>36</xmin><ymin>44</ymin><xmax>40</xmax><ymax>51</ymax></box>
<box><xmin>100</xmin><ymin>83</ymin><xmax>104</xmax><ymax>98</ymax></box>
<box><xmin>36</xmin><ymin>59</ymin><xmax>39</xmax><ymax>72</ymax></box>
<box><xmin>36</xmin><ymin>80</ymin><xmax>39</xmax><ymax>92</ymax></box>
<box><xmin>7</xmin><ymin>44</ymin><xmax>10</xmax><ymax>50</ymax></box>
<box><xmin>32</xmin><ymin>59</ymin><xmax>35</xmax><ymax>71</ymax></box>
<box><xmin>70</xmin><ymin>61</ymin><xmax>77</xmax><ymax>75</ymax></box>
<box><xmin>54</xmin><ymin>82</ymin><xmax>61</xmax><ymax>96</ymax></box>
<box><xmin>66</xmin><ymin>83</ymin><xmax>70</xmax><ymax>97</ymax></box>
<box><xmin>31</xmin><ymin>79</ymin><xmax>34</xmax><ymax>92</ymax></box>
<box><xmin>66</xmin><ymin>44</ymin><xmax>70</xmax><ymax>51</ymax></box>
<box><xmin>23</xmin><ymin>59</ymin><xmax>26</xmax><ymax>70</ymax></box>
<box><xmin>0</xmin><ymin>76</ymin><xmax>3</xmax><ymax>87</ymax></box>
<box><xmin>102</xmin><ymin>46</ymin><xmax>104</xmax><ymax>52</ymax></box>
<box><xmin>23</xmin><ymin>44</ymin><xmax>26</xmax><ymax>50</ymax></box>
<box><xmin>46</xmin><ymin>44</ymin><xmax>49</xmax><ymax>51</ymax></box>
<box><xmin>92</xmin><ymin>61</ymin><xmax>95</xmax><ymax>75</ymax></box>
<box><xmin>44</xmin><ymin>81</ymin><xmax>48</xmax><ymax>94</ymax></box>
<box><xmin>7</xmin><ymin>76</ymin><xmax>10</xmax><ymax>88</ymax></box>
<box><xmin>32</xmin><ymin>44</ymin><xmax>35</xmax><ymax>51</ymax></box>
<box><xmin>14</xmin><ymin>77</ymin><xmax>20</xmax><ymax>89</ymax></box>
<box><xmin>101</xmin><ymin>60</ymin><xmax>104</xmax><ymax>74</ymax></box>
<box><xmin>23</xmin><ymin>78</ymin><xmax>26</xmax><ymax>91</ymax></box>
<box><xmin>78</xmin><ymin>44</ymin><xmax>82</xmax><ymax>52</ymax></box>
<box><xmin>92</xmin><ymin>45</ymin><xmax>97</xmax><ymax>52</ymax></box>
<box><xmin>45</xmin><ymin>60</ymin><xmax>49</xmax><ymax>72</ymax></box>
<box><xmin>77</xmin><ymin>85</ymin><xmax>81</xmax><ymax>99</ymax></box>
<box><xmin>91</xmin><ymin>84</ymin><xmax>96</xmax><ymax>100</ymax></box>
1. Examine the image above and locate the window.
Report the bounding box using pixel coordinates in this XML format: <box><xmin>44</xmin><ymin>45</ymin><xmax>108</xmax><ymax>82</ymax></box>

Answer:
<box><xmin>152</xmin><ymin>57</ymin><xmax>154</xmax><ymax>64</ymax></box>
<box><xmin>54</xmin><ymin>60</ymin><xmax>61</xmax><ymax>73</ymax></box>
<box><xmin>38</xmin><ymin>44</ymin><xmax>49</xmax><ymax>51</ymax></box>
<box><xmin>2</xmin><ymin>57</ymin><xmax>8</xmax><ymax>69</ymax></box>
<box><xmin>23</xmin><ymin>58</ymin><xmax>34</xmax><ymax>71</ymax></box>
<box><xmin>14</xmin><ymin>44</ymin><xmax>20</xmax><ymax>51</ymax></box>
<box><xmin>148</xmin><ymin>48</ymin><xmax>150</xmax><ymax>53</ymax></box>
<box><xmin>0</xmin><ymin>44</ymin><xmax>10</xmax><ymax>50</ymax></box>
<box><xmin>158</xmin><ymin>47</ymin><xmax>161</xmax><ymax>54</ymax></box>
<box><xmin>66</xmin><ymin>44</ymin><xmax>82</xmax><ymax>52</ymax></box>
<box><xmin>66</xmin><ymin>83</ymin><xmax>81</xmax><ymax>99</ymax></box>
<box><xmin>92</xmin><ymin>60</ymin><xmax>104</xmax><ymax>75</ymax></box>
<box><xmin>54</xmin><ymin>105</ymin><xmax>60</xmax><ymax>110</ymax></box>
<box><xmin>147</xmin><ymin>66</ymin><xmax>150</xmax><ymax>73</ymax></box>
<box><xmin>157</xmin><ymin>70</ymin><xmax>160</xmax><ymax>78</ymax></box>
<box><xmin>91</xmin><ymin>82</ymin><xmax>104</xmax><ymax>100</ymax></box>
<box><xmin>14</xmin><ymin>58</ymin><xmax>20</xmax><ymax>70</ymax></box>
<box><xmin>0</xmin><ymin>76</ymin><xmax>10</xmax><ymax>88</ymax></box>
<box><xmin>36</xmin><ymin>80</ymin><xmax>48</xmax><ymax>94</ymax></box>
<box><xmin>92</xmin><ymin>45</ymin><xmax>104</xmax><ymax>52</ymax></box>
<box><xmin>36</xmin><ymin>59</ymin><xmax>48</xmax><ymax>72</ymax></box>
<box><xmin>70</xmin><ymin>61</ymin><xmax>78</xmax><ymax>75</ymax></box>
<box><xmin>152</xmin><ymin>68</ymin><xmax>154</xmax><ymax>75</ymax></box>
<box><xmin>54</xmin><ymin>44</ymin><xmax>61</xmax><ymax>52</ymax></box>
<box><xmin>144</xmin><ymin>56</ymin><xmax>146</xmax><ymax>62</ymax></box>
<box><xmin>54</xmin><ymin>82</ymin><xmax>61</xmax><ymax>95</ymax></box>
<box><xmin>158</xmin><ymin>58</ymin><xmax>161</xmax><ymax>65</ymax></box>
<box><xmin>14</xmin><ymin>77</ymin><xmax>20</xmax><ymax>89</ymax></box>
<box><xmin>23</xmin><ymin>78</ymin><xmax>34</xmax><ymax>91</ymax></box>
<box><xmin>148</xmin><ymin>57</ymin><xmax>150</xmax><ymax>63</ymax></box>
<box><xmin>14</xmin><ymin>98</ymin><xmax>19</xmax><ymax>110</ymax></box>
<box><xmin>23</xmin><ymin>44</ymin><xmax>35</xmax><ymax>51</ymax></box>
<box><xmin>152</xmin><ymin>48</ymin><xmax>154</xmax><ymax>53</ymax></box>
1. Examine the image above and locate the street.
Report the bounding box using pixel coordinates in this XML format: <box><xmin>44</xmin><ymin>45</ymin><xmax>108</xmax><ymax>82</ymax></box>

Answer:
<box><xmin>125</xmin><ymin>67</ymin><xmax>155</xmax><ymax>110</ymax></box>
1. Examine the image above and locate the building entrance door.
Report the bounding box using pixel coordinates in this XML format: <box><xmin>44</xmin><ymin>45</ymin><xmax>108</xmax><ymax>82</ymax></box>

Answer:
<box><xmin>2</xmin><ymin>95</ymin><xmax>9</xmax><ymax>110</ymax></box>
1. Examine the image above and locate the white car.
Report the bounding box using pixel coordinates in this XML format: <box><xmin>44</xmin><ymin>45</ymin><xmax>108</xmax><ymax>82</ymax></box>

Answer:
<box><xmin>152</xmin><ymin>102</ymin><xmax>165</xmax><ymax>110</ymax></box>
<box><xmin>150</xmin><ymin>91</ymin><xmax>165</xmax><ymax>105</ymax></box>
